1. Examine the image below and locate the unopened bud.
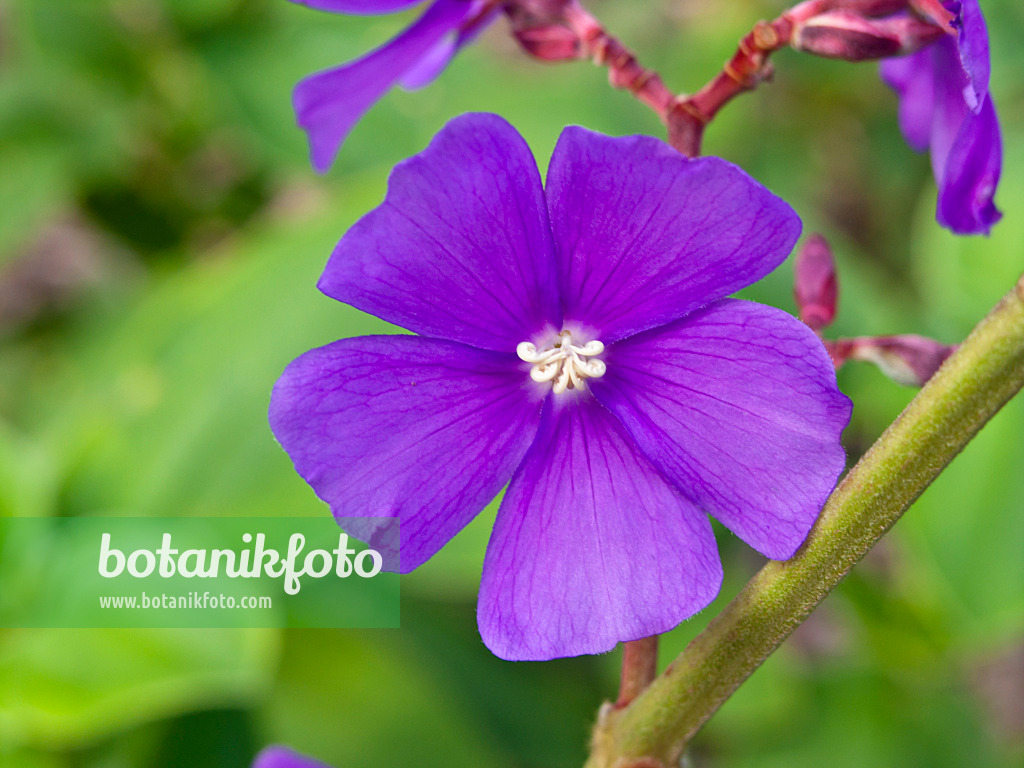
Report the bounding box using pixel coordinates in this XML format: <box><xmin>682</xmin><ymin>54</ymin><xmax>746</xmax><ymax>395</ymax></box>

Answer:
<box><xmin>507</xmin><ymin>0</ymin><xmax>573</xmax><ymax>22</ymax></box>
<box><xmin>823</xmin><ymin>0</ymin><xmax>910</xmax><ymax>17</ymax></box>
<box><xmin>847</xmin><ymin>335</ymin><xmax>955</xmax><ymax>387</ymax></box>
<box><xmin>792</xmin><ymin>11</ymin><xmax>944</xmax><ymax>61</ymax></box>
<box><xmin>794</xmin><ymin>234</ymin><xmax>837</xmax><ymax>332</ymax></box>
<box><xmin>512</xmin><ymin>25</ymin><xmax>580</xmax><ymax>61</ymax></box>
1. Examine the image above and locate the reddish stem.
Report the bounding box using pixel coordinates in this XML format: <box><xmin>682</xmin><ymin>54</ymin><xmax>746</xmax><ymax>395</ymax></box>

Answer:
<box><xmin>560</xmin><ymin>1</ymin><xmax>676</xmax><ymax>119</ymax></box>
<box><xmin>523</xmin><ymin>0</ymin><xmax>931</xmax><ymax>156</ymax></box>
<box><xmin>616</xmin><ymin>636</ymin><xmax>659</xmax><ymax>708</ymax></box>
<box><xmin>668</xmin><ymin>0</ymin><xmax>837</xmax><ymax>155</ymax></box>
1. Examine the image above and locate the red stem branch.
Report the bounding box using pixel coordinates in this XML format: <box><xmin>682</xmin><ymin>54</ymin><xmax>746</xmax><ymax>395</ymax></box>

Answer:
<box><xmin>667</xmin><ymin>0</ymin><xmax>837</xmax><ymax>155</ymax></box>
<box><xmin>560</xmin><ymin>1</ymin><xmax>676</xmax><ymax>119</ymax></box>
<box><xmin>616</xmin><ymin>636</ymin><xmax>659</xmax><ymax>708</ymax></box>
<box><xmin>523</xmin><ymin>0</ymin><xmax>925</xmax><ymax>156</ymax></box>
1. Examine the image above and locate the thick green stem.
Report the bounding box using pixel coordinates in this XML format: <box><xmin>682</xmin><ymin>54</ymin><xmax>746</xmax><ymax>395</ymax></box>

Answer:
<box><xmin>586</xmin><ymin>275</ymin><xmax>1024</xmax><ymax>768</ymax></box>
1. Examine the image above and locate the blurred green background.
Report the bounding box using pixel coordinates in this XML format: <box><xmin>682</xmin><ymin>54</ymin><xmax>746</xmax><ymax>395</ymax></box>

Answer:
<box><xmin>0</xmin><ymin>0</ymin><xmax>1022</xmax><ymax>766</ymax></box>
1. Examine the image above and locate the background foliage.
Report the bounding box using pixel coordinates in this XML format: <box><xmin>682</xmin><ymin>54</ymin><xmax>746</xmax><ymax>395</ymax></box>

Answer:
<box><xmin>0</xmin><ymin>0</ymin><xmax>1022</xmax><ymax>766</ymax></box>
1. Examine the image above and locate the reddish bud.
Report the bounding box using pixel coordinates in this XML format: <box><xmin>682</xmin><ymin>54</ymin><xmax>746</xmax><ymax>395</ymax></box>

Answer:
<box><xmin>883</xmin><ymin>13</ymin><xmax>948</xmax><ymax>52</ymax></box>
<box><xmin>792</xmin><ymin>10</ymin><xmax>945</xmax><ymax>61</ymax></box>
<box><xmin>836</xmin><ymin>0</ymin><xmax>909</xmax><ymax>16</ymax></box>
<box><xmin>847</xmin><ymin>335</ymin><xmax>956</xmax><ymax>387</ymax></box>
<box><xmin>506</xmin><ymin>0</ymin><xmax>573</xmax><ymax>23</ymax></box>
<box><xmin>794</xmin><ymin>234</ymin><xmax>837</xmax><ymax>332</ymax></box>
<box><xmin>788</xmin><ymin>0</ymin><xmax>909</xmax><ymax>25</ymax></box>
<box><xmin>512</xmin><ymin>24</ymin><xmax>581</xmax><ymax>61</ymax></box>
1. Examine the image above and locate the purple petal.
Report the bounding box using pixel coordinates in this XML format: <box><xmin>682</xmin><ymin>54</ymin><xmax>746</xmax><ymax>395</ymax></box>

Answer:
<box><xmin>592</xmin><ymin>300</ymin><xmax>851</xmax><ymax>560</ymax></box>
<box><xmin>478</xmin><ymin>399</ymin><xmax>723</xmax><ymax>661</ymax></box>
<box><xmin>927</xmin><ymin>36</ymin><xmax>971</xmax><ymax>180</ymax></box>
<box><xmin>397</xmin><ymin>3</ymin><xmax>497</xmax><ymax>89</ymax></box>
<box><xmin>545</xmin><ymin>127</ymin><xmax>801</xmax><ymax>343</ymax></box>
<box><xmin>880</xmin><ymin>49</ymin><xmax>934</xmax><ymax>153</ymax></box>
<box><xmin>881</xmin><ymin>2</ymin><xmax>1000</xmax><ymax>235</ymax></box>
<box><xmin>397</xmin><ymin>34</ymin><xmax>459</xmax><ymax>89</ymax></box>
<box><xmin>293</xmin><ymin>0</ymin><xmax>471</xmax><ymax>172</ymax></box>
<box><xmin>289</xmin><ymin>0</ymin><xmax>423</xmax><ymax>14</ymax></box>
<box><xmin>319</xmin><ymin>113</ymin><xmax>561</xmax><ymax>353</ymax></box>
<box><xmin>269</xmin><ymin>335</ymin><xmax>544</xmax><ymax>572</ymax></box>
<box><xmin>955</xmin><ymin>0</ymin><xmax>990</xmax><ymax>109</ymax></box>
<box><xmin>252</xmin><ymin>746</ymin><xmax>333</xmax><ymax>768</ymax></box>
<box><xmin>937</xmin><ymin>94</ymin><xmax>1002</xmax><ymax>234</ymax></box>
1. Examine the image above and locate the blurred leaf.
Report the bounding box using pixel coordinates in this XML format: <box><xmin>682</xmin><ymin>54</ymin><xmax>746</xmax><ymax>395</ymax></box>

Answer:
<box><xmin>0</xmin><ymin>421</ymin><xmax>58</xmax><ymax>518</ymax></box>
<box><xmin>899</xmin><ymin>394</ymin><xmax>1024</xmax><ymax>648</ymax></box>
<box><xmin>0</xmin><ymin>628</ymin><xmax>278</xmax><ymax>750</ymax></box>
<box><xmin>0</xmin><ymin>147</ymin><xmax>68</xmax><ymax>266</ymax></box>
<box><xmin>261</xmin><ymin>629</ymin><xmax>506</xmax><ymax>768</ymax></box>
<box><xmin>30</xmin><ymin>192</ymin><xmax>392</xmax><ymax>520</ymax></box>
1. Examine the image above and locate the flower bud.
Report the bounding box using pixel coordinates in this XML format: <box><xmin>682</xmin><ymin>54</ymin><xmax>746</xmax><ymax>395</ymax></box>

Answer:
<box><xmin>512</xmin><ymin>25</ymin><xmax>580</xmax><ymax>61</ymax></box>
<box><xmin>792</xmin><ymin>11</ymin><xmax>944</xmax><ymax>61</ymax></box>
<box><xmin>507</xmin><ymin>0</ymin><xmax>573</xmax><ymax>22</ymax></box>
<box><xmin>828</xmin><ymin>0</ymin><xmax>910</xmax><ymax>17</ymax></box>
<box><xmin>847</xmin><ymin>335</ymin><xmax>956</xmax><ymax>387</ymax></box>
<box><xmin>794</xmin><ymin>234</ymin><xmax>837</xmax><ymax>332</ymax></box>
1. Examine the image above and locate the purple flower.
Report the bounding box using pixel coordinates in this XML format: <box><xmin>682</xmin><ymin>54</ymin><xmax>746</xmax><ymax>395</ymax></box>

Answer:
<box><xmin>881</xmin><ymin>0</ymin><xmax>1001</xmax><ymax>234</ymax></box>
<box><xmin>253</xmin><ymin>746</ymin><xmax>332</xmax><ymax>768</ymax></box>
<box><xmin>269</xmin><ymin>113</ymin><xmax>851</xmax><ymax>660</ymax></box>
<box><xmin>291</xmin><ymin>0</ymin><xmax>493</xmax><ymax>172</ymax></box>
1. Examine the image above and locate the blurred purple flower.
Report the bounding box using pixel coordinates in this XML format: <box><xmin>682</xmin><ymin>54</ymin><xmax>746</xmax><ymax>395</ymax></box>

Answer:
<box><xmin>252</xmin><ymin>746</ymin><xmax>332</xmax><ymax>768</ymax></box>
<box><xmin>269</xmin><ymin>113</ymin><xmax>851</xmax><ymax>660</ymax></box>
<box><xmin>291</xmin><ymin>0</ymin><xmax>494</xmax><ymax>172</ymax></box>
<box><xmin>881</xmin><ymin>0</ymin><xmax>1001</xmax><ymax>234</ymax></box>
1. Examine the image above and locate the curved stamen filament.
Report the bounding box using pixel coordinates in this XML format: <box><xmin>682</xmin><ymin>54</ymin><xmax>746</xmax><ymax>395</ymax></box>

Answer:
<box><xmin>517</xmin><ymin>331</ymin><xmax>606</xmax><ymax>394</ymax></box>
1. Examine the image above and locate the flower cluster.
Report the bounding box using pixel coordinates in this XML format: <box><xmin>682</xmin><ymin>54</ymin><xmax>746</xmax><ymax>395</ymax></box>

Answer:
<box><xmin>881</xmin><ymin>0</ymin><xmax>1001</xmax><ymax>234</ymax></box>
<box><xmin>270</xmin><ymin>113</ymin><xmax>851</xmax><ymax>661</ymax></box>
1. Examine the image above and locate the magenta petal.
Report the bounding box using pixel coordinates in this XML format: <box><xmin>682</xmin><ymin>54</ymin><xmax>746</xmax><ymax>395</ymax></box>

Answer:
<box><xmin>319</xmin><ymin>113</ymin><xmax>561</xmax><ymax>352</ymax></box>
<box><xmin>252</xmin><ymin>746</ymin><xmax>333</xmax><ymax>768</ymax></box>
<box><xmin>545</xmin><ymin>127</ymin><xmax>801</xmax><ymax>342</ymax></box>
<box><xmin>592</xmin><ymin>300</ymin><xmax>851</xmax><ymax>560</ymax></box>
<box><xmin>269</xmin><ymin>335</ymin><xmax>543</xmax><ymax>572</ymax></box>
<box><xmin>289</xmin><ymin>0</ymin><xmax>423</xmax><ymax>13</ymax></box>
<box><xmin>478</xmin><ymin>399</ymin><xmax>723</xmax><ymax>661</ymax></box>
<box><xmin>293</xmin><ymin>0</ymin><xmax>471</xmax><ymax>172</ymax></box>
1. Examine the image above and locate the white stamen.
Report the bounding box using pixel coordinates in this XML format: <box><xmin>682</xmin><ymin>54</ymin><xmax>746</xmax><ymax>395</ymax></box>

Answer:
<box><xmin>517</xmin><ymin>331</ymin><xmax>606</xmax><ymax>393</ymax></box>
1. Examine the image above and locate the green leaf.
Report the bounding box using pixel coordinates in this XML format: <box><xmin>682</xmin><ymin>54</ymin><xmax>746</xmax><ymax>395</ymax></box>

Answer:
<box><xmin>0</xmin><ymin>628</ymin><xmax>278</xmax><ymax>749</ymax></box>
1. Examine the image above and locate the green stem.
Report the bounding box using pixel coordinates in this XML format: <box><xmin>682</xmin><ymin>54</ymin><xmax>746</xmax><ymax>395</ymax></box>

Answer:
<box><xmin>586</xmin><ymin>275</ymin><xmax>1024</xmax><ymax>768</ymax></box>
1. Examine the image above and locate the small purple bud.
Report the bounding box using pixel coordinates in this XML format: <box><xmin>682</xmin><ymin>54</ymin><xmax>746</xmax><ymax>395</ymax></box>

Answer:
<box><xmin>252</xmin><ymin>746</ymin><xmax>333</xmax><ymax>768</ymax></box>
<box><xmin>847</xmin><ymin>334</ymin><xmax>956</xmax><ymax>386</ymax></box>
<box><xmin>794</xmin><ymin>234</ymin><xmax>837</xmax><ymax>332</ymax></box>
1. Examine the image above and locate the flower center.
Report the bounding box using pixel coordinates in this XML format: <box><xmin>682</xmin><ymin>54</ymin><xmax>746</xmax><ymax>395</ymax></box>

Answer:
<box><xmin>516</xmin><ymin>331</ymin><xmax>606</xmax><ymax>394</ymax></box>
